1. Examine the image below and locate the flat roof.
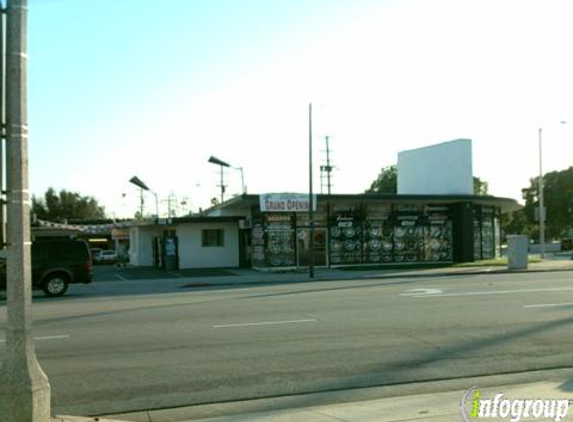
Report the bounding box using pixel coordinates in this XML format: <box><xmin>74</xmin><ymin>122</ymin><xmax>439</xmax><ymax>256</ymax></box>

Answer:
<box><xmin>135</xmin><ymin>216</ymin><xmax>244</xmax><ymax>227</ymax></box>
<box><xmin>208</xmin><ymin>193</ymin><xmax>521</xmax><ymax>214</ymax></box>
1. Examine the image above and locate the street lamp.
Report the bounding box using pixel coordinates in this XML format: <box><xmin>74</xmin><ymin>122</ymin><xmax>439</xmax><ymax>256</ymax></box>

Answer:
<box><xmin>129</xmin><ymin>176</ymin><xmax>159</xmax><ymax>218</ymax></box>
<box><xmin>208</xmin><ymin>156</ymin><xmax>245</xmax><ymax>203</ymax></box>
<box><xmin>538</xmin><ymin>121</ymin><xmax>567</xmax><ymax>259</ymax></box>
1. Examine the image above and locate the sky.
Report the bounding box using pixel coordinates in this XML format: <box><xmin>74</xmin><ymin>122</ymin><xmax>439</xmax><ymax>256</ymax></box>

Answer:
<box><xmin>27</xmin><ymin>0</ymin><xmax>573</xmax><ymax>218</ymax></box>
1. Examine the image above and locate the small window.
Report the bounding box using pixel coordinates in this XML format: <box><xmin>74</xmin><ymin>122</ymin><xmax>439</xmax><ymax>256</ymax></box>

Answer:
<box><xmin>202</xmin><ymin>229</ymin><xmax>224</xmax><ymax>247</ymax></box>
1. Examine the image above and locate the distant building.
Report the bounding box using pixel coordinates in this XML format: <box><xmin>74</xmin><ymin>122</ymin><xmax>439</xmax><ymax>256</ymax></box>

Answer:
<box><xmin>398</xmin><ymin>139</ymin><xmax>473</xmax><ymax>195</ymax></box>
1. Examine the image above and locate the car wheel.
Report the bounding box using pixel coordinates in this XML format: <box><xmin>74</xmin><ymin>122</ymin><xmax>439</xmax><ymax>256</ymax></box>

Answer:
<box><xmin>42</xmin><ymin>274</ymin><xmax>69</xmax><ymax>297</ymax></box>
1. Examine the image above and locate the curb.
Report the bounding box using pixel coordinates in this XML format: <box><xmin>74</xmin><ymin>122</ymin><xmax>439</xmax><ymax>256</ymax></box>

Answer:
<box><xmin>53</xmin><ymin>417</ymin><xmax>127</xmax><ymax>422</ymax></box>
<box><xmin>178</xmin><ymin>266</ymin><xmax>573</xmax><ymax>289</ymax></box>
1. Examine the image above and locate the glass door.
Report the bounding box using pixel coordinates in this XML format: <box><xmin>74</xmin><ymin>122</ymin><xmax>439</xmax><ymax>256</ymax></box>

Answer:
<box><xmin>297</xmin><ymin>228</ymin><xmax>326</xmax><ymax>267</ymax></box>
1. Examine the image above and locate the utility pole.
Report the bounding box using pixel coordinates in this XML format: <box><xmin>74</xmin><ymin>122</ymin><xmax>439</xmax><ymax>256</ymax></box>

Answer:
<box><xmin>0</xmin><ymin>2</ymin><xmax>52</xmax><ymax>422</ymax></box>
<box><xmin>320</xmin><ymin>135</ymin><xmax>333</xmax><ymax>195</ymax></box>
<box><xmin>321</xmin><ymin>135</ymin><xmax>333</xmax><ymax>267</ymax></box>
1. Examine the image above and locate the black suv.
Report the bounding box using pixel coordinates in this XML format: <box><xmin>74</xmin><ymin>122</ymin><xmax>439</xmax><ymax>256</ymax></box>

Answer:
<box><xmin>0</xmin><ymin>239</ymin><xmax>93</xmax><ymax>297</ymax></box>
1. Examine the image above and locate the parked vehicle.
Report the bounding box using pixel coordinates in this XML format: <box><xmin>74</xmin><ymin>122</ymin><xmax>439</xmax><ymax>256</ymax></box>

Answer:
<box><xmin>90</xmin><ymin>247</ymin><xmax>103</xmax><ymax>260</ymax></box>
<box><xmin>0</xmin><ymin>239</ymin><xmax>93</xmax><ymax>297</ymax></box>
<box><xmin>94</xmin><ymin>249</ymin><xmax>117</xmax><ymax>264</ymax></box>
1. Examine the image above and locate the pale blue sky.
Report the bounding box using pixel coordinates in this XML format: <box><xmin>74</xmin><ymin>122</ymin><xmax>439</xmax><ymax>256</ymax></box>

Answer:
<box><xmin>28</xmin><ymin>0</ymin><xmax>573</xmax><ymax>217</ymax></box>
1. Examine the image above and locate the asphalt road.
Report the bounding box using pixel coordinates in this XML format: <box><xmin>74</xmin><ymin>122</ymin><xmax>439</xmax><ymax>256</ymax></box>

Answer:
<box><xmin>2</xmin><ymin>271</ymin><xmax>573</xmax><ymax>416</ymax></box>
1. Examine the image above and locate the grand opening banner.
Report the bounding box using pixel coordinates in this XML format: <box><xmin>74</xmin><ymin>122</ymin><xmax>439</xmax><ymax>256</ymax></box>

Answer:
<box><xmin>259</xmin><ymin>193</ymin><xmax>317</xmax><ymax>212</ymax></box>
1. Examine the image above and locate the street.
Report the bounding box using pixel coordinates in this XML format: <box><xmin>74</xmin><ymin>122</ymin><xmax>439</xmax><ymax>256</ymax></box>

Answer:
<box><xmin>2</xmin><ymin>270</ymin><xmax>573</xmax><ymax>416</ymax></box>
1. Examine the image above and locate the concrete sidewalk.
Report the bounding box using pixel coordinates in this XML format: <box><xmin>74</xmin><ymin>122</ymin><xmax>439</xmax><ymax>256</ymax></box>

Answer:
<box><xmin>55</xmin><ymin>368</ymin><xmax>573</xmax><ymax>422</ymax></box>
<box><xmin>175</xmin><ymin>258</ymin><xmax>573</xmax><ymax>289</ymax></box>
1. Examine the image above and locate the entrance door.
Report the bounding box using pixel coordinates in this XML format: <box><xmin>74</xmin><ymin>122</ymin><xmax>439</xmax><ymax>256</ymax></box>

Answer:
<box><xmin>238</xmin><ymin>229</ymin><xmax>252</xmax><ymax>268</ymax></box>
<box><xmin>152</xmin><ymin>237</ymin><xmax>163</xmax><ymax>268</ymax></box>
<box><xmin>297</xmin><ymin>228</ymin><xmax>326</xmax><ymax>267</ymax></box>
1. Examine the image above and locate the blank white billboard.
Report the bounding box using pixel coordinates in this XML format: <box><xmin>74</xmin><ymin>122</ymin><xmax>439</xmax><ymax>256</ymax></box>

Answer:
<box><xmin>397</xmin><ymin>139</ymin><xmax>473</xmax><ymax>195</ymax></box>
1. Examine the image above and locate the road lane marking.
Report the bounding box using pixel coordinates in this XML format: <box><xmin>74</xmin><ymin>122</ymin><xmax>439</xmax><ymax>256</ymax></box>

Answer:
<box><xmin>400</xmin><ymin>288</ymin><xmax>443</xmax><ymax>297</ymax></box>
<box><xmin>213</xmin><ymin>319</ymin><xmax>318</xmax><ymax>328</ymax></box>
<box><xmin>524</xmin><ymin>302</ymin><xmax>573</xmax><ymax>309</ymax></box>
<box><xmin>0</xmin><ymin>334</ymin><xmax>71</xmax><ymax>343</ymax></box>
<box><xmin>406</xmin><ymin>286</ymin><xmax>573</xmax><ymax>298</ymax></box>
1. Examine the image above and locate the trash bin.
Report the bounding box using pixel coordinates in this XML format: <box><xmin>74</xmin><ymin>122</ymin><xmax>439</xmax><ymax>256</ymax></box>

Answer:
<box><xmin>507</xmin><ymin>235</ymin><xmax>529</xmax><ymax>270</ymax></box>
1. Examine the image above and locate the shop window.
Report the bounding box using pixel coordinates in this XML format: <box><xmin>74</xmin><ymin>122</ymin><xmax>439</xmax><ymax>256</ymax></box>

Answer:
<box><xmin>265</xmin><ymin>214</ymin><xmax>295</xmax><ymax>267</ymax></box>
<box><xmin>202</xmin><ymin>229</ymin><xmax>224</xmax><ymax>247</ymax></box>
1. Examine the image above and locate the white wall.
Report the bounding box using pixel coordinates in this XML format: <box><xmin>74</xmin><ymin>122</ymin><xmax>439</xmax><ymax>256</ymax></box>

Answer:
<box><xmin>398</xmin><ymin>139</ymin><xmax>473</xmax><ymax>195</ymax></box>
<box><xmin>129</xmin><ymin>226</ymin><xmax>161</xmax><ymax>266</ymax></box>
<box><xmin>177</xmin><ymin>222</ymin><xmax>239</xmax><ymax>268</ymax></box>
<box><xmin>129</xmin><ymin>228</ymin><xmax>140</xmax><ymax>265</ymax></box>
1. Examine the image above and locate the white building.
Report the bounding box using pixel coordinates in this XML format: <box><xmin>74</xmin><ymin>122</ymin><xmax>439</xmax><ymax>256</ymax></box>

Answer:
<box><xmin>129</xmin><ymin>216</ymin><xmax>245</xmax><ymax>269</ymax></box>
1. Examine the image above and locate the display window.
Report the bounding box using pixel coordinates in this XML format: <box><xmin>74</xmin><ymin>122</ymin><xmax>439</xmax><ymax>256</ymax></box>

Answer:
<box><xmin>264</xmin><ymin>213</ymin><xmax>295</xmax><ymax>267</ymax></box>
<box><xmin>423</xmin><ymin>206</ymin><xmax>453</xmax><ymax>262</ymax></box>
<box><xmin>473</xmin><ymin>206</ymin><xmax>497</xmax><ymax>260</ymax></box>
<box><xmin>330</xmin><ymin>206</ymin><xmax>363</xmax><ymax>265</ymax></box>
<box><xmin>481</xmin><ymin>207</ymin><xmax>496</xmax><ymax>259</ymax></box>
<box><xmin>252</xmin><ymin>223</ymin><xmax>266</xmax><ymax>267</ymax></box>
<box><xmin>424</xmin><ymin>221</ymin><xmax>453</xmax><ymax>261</ymax></box>
<box><xmin>363</xmin><ymin>204</ymin><xmax>392</xmax><ymax>263</ymax></box>
<box><xmin>251</xmin><ymin>200</ymin><xmax>502</xmax><ymax>268</ymax></box>
<box><xmin>364</xmin><ymin>215</ymin><xmax>393</xmax><ymax>263</ymax></box>
<box><xmin>394</xmin><ymin>221</ymin><xmax>423</xmax><ymax>262</ymax></box>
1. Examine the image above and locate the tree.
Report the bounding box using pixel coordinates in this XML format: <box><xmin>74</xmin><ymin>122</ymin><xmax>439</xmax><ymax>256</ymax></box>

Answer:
<box><xmin>366</xmin><ymin>165</ymin><xmax>489</xmax><ymax>195</ymax></box>
<box><xmin>519</xmin><ymin>167</ymin><xmax>573</xmax><ymax>240</ymax></box>
<box><xmin>473</xmin><ymin>176</ymin><xmax>489</xmax><ymax>195</ymax></box>
<box><xmin>365</xmin><ymin>165</ymin><xmax>397</xmax><ymax>193</ymax></box>
<box><xmin>32</xmin><ymin>187</ymin><xmax>106</xmax><ymax>222</ymax></box>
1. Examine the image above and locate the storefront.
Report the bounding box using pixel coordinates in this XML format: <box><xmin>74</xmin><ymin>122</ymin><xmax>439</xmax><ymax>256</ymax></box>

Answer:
<box><xmin>209</xmin><ymin>193</ymin><xmax>520</xmax><ymax>269</ymax></box>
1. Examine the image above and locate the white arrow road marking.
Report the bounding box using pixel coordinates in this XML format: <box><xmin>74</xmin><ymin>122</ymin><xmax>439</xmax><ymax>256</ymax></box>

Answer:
<box><xmin>415</xmin><ymin>286</ymin><xmax>573</xmax><ymax>298</ymax></box>
<box><xmin>0</xmin><ymin>334</ymin><xmax>71</xmax><ymax>343</ymax></box>
<box><xmin>400</xmin><ymin>288</ymin><xmax>443</xmax><ymax>297</ymax></box>
<box><xmin>213</xmin><ymin>319</ymin><xmax>318</xmax><ymax>328</ymax></box>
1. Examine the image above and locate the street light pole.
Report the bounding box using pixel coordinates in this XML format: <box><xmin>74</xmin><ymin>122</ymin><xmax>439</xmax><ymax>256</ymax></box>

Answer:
<box><xmin>538</xmin><ymin>127</ymin><xmax>546</xmax><ymax>260</ymax></box>
<box><xmin>129</xmin><ymin>175</ymin><xmax>159</xmax><ymax>218</ymax></box>
<box><xmin>208</xmin><ymin>156</ymin><xmax>245</xmax><ymax>200</ymax></box>
<box><xmin>308</xmin><ymin>103</ymin><xmax>315</xmax><ymax>279</ymax></box>
<box><xmin>138</xmin><ymin>187</ymin><xmax>144</xmax><ymax>216</ymax></box>
<box><xmin>0</xmin><ymin>1</ymin><xmax>52</xmax><ymax>421</ymax></box>
<box><xmin>208</xmin><ymin>156</ymin><xmax>230</xmax><ymax>203</ymax></box>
